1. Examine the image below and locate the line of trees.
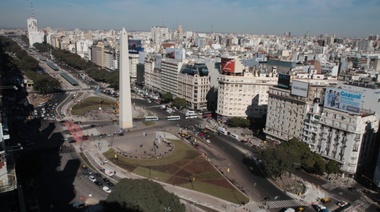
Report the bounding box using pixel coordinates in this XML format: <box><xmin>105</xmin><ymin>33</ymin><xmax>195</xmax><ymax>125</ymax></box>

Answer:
<box><xmin>33</xmin><ymin>43</ymin><xmax>119</xmax><ymax>89</ymax></box>
<box><xmin>0</xmin><ymin>36</ymin><xmax>60</xmax><ymax>94</ymax></box>
<box><xmin>258</xmin><ymin>138</ymin><xmax>340</xmax><ymax>179</ymax></box>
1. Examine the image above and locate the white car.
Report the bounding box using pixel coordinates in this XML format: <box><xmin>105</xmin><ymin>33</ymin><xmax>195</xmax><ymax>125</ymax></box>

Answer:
<box><xmin>206</xmin><ymin>139</ymin><xmax>211</xmax><ymax>144</ymax></box>
<box><xmin>337</xmin><ymin>201</ymin><xmax>348</xmax><ymax>207</ymax></box>
<box><xmin>89</xmin><ymin>175</ymin><xmax>96</xmax><ymax>182</ymax></box>
<box><xmin>103</xmin><ymin>186</ymin><xmax>112</xmax><ymax>193</ymax></box>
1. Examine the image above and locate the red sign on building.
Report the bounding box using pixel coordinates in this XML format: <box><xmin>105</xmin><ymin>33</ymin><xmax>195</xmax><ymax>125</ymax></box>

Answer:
<box><xmin>221</xmin><ymin>58</ymin><xmax>235</xmax><ymax>73</ymax></box>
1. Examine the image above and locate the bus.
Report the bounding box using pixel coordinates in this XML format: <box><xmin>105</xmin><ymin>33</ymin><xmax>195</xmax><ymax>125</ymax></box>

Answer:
<box><xmin>185</xmin><ymin>114</ymin><xmax>198</xmax><ymax>119</ymax></box>
<box><xmin>167</xmin><ymin>115</ymin><xmax>181</xmax><ymax>121</ymax></box>
<box><xmin>144</xmin><ymin>116</ymin><xmax>159</xmax><ymax>121</ymax></box>
<box><xmin>202</xmin><ymin>111</ymin><xmax>213</xmax><ymax>118</ymax></box>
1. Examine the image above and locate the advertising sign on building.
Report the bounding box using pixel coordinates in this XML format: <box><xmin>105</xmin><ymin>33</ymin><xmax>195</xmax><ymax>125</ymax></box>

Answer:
<box><xmin>165</xmin><ymin>48</ymin><xmax>185</xmax><ymax>61</ymax></box>
<box><xmin>324</xmin><ymin>87</ymin><xmax>362</xmax><ymax>114</ymax></box>
<box><xmin>291</xmin><ymin>80</ymin><xmax>309</xmax><ymax>97</ymax></box>
<box><xmin>128</xmin><ymin>40</ymin><xmax>143</xmax><ymax>54</ymax></box>
<box><xmin>221</xmin><ymin>57</ymin><xmax>235</xmax><ymax>73</ymax></box>
<box><xmin>278</xmin><ymin>74</ymin><xmax>291</xmax><ymax>89</ymax></box>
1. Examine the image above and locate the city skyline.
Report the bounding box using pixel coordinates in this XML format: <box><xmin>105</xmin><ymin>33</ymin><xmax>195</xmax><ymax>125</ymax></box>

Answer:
<box><xmin>1</xmin><ymin>0</ymin><xmax>380</xmax><ymax>37</ymax></box>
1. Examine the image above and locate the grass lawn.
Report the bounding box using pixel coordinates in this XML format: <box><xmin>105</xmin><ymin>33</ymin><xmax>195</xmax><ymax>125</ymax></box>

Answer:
<box><xmin>103</xmin><ymin>139</ymin><xmax>249</xmax><ymax>204</ymax></box>
<box><xmin>72</xmin><ymin>96</ymin><xmax>115</xmax><ymax>115</ymax></box>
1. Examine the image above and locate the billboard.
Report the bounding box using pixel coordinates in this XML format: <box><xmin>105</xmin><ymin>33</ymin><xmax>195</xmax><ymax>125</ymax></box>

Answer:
<box><xmin>278</xmin><ymin>74</ymin><xmax>291</xmax><ymax>89</ymax></box>
<box><xmin>291</xmin><ymin>80</ymin><xmax>309</xmax><ymax>97</ymax></box>
<box><xmin>324</xmin><ymin>87</ymin><xmax>362</xmax><ymax>114</ymax></box>
<box><xmin>165</xmin><ymin>48</ymin><xmax>185</xmax><ymax>60</ymax></box>
<box><xmin>128</xmin><ymin>40</ymin><xmax>143</xmax><ymax>54</ymax></box>
<box><xmin>221</xmin><ymin>57</ymin><xmax>235</xmax><ymax>73</ymax></box>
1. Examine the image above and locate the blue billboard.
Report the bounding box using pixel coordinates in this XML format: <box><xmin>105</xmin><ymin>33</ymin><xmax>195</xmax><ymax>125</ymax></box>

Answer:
<box><xmin>324</xmin><ymin>87</ymin><xmax>362</xmax><ymax>114</ymax></box>
<box><xmin>128</xmin><ymin>40</ymin><xmax>143</xmax><ymax>54</ymax></box>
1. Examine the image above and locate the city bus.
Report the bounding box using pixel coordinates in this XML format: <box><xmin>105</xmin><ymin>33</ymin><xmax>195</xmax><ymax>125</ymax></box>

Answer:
<box><xmin>167</xmin><ymin>115</ymin><xmax>181</xmax><ymax>121</ymax></box>
<box><xmin>185</xmin><ymin>114</ymin><xmax>198</xmax><ymax>119</ymax></box>
<box><xmin>202</xmin><ymin>111</ymin><xmax>213</xmax><ymax>118</ymax></box>
<box><xmin>144</xmin><ymin>116</ymin><xmax>159</xmax><ymax>122</ymax></box>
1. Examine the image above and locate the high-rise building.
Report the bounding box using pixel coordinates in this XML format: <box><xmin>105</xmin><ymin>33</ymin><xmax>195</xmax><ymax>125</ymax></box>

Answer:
<box><xmin>26</xmin><ymin>16</ymin><xmax>44</xmax><ymax>47</ymax></box>
<box><xmin>90</xmin><ymin>41</ymin><xmax>105</xmax><ymax>68</ymax></box>
<box><xmin>151</xmin><ymin>26</ymin><xmax>170</xmax><ymax>44</ymax></box>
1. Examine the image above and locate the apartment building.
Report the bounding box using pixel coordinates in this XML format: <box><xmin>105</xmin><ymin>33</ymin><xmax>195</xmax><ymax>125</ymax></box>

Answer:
<box><xmin>264</xmin><ymin>79</ymin><xmax>329</xmax><ymax>142</ymax></box>
<box><xmin>304</xmin><ymin>104</ymin><xmax>378</xmax><ymax>175</ymax></box>
<box><xmin>177</xmin><ymin>63</ymin><xmax>210</xmax><ymax>110</ymax></box>
<box><xmin>160</xmin><ymin>58</ymin><xmax>184</xmax><ymax>96</ymax></box>
<box><xmin>129</xmin><ymin>54</ymin><xmax>139</xmax><ymax>82</ymax></box>
<box><xmin>90</xmin><ymin>41</ymin><xmax>105</xmax><ymax>68</ymax></box>
<box><xmin>144</xmin><ymin>54</ymin><xmax>162</xmax><ymax>92</ymax></box>
<box><xmin>216</xmin><ymin>70</ymin><xmax>277</xmax><ymax>120</ymax></box>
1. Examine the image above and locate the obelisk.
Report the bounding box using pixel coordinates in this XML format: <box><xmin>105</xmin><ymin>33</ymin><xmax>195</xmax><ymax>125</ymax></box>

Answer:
<box><xmin>119</xmin><ymin>28</ymin><xmax>133</xmax><ymax>129</ymax></box>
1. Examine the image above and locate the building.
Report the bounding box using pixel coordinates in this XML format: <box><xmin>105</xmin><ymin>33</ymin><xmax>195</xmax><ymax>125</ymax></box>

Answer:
<box><xmin>90</xmin><ymin>41</ymin><xmax>105</xmax><ymax>68</ymax></box>
<box><xmin>303</xmin><ymin>86</ymin><xmax>379</xmax><ymax>176</ymax></box>
<box><xmin>216</xmin><ymin>70</ymin><xmax>277</xmax><ymax>121</ymax></box>
<box><xmin>264</xmin><ymin>79</ymin><xmax>330</xmax><ymax>142</ymax></box>
<box><xmin>144</xmin><ymin>54</ymin><xmax>162</xmax><ymax>92</ymax></box>
<box><xmin>159</xmin><ymin>48</ymin><xmax>186</xmax><ymax>96</ymax></box>
<box><xmin>177</xmin><ymin>63</ymin><xmax>211</xmax><ymax>110</ymax></box>
<box><xmin>26</xmin><ymin>17</ymin><xmax>44</xmax><ymax>47</ymax></box>
<box><xmin>160</xmin><ymin>58</ymin><xmax>184</xmax><ymax>96</ymax></box>
<box><xmin>151</xmin><ymin>26</ymin><xmax>170</xmax><ymax>44</ymax></box>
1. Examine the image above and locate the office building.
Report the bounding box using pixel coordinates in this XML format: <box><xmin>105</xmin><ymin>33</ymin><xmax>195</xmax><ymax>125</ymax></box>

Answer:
<box><xmin>27</xmin><ymin>17</ymin><xmax>44</xmax><ymax>47</ymax></box>
<box><xmin>177</xmin><ymin>63</ymin><xmax>210</xmax><ymax>110</ymax></box>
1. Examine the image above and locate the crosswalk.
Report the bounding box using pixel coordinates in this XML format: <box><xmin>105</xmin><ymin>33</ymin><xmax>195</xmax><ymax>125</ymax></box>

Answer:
<box><xmin>259</xmin><ymin>199</ymin><xmax>305</xmax><ymax>209</ymax></box>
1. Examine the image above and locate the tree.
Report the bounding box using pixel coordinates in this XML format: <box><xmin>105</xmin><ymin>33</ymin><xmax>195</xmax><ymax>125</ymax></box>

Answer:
<box><xmin>227</xmin><ymin>117</ymin><xmax>251</xmax><ymax>128</ymax></box>
<box><xmin>326</xmin><ymin>160</ymin><xmax>340</xmax><ymax>178</ymax></box>
<box><xmin>161</xmin><ymin>92</ymin><xmax>173</xmax><ymax>103</ymax></box>
<box><xmin>172</xmin><ymin>97</ymin><xmax>186</xmax><ymax>109</ymax></box>
<box><xmin>104</xmin><ymin>179</ymin><xmax>185</xmax><ymax>212</ymax></box>
<box><xmin>34</xmin><ymin>77</ymin><xmax>61</xmax><ymax>94</ymax></box>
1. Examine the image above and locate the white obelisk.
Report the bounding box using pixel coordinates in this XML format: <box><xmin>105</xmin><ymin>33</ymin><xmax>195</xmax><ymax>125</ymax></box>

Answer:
<box><xmin>119</xmin><ymin>28</ymin><xmax>133</xmax><ymax>129</ymax></box>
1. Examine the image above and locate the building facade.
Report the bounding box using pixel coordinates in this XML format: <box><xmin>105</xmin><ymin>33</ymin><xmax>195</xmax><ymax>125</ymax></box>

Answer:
<box><xmin>160</xmin><ymin>58</ymin><xmax>184</xmax><ymax>96</ymax></box>
<box><xmin>216</xmin><ymin>71</ymin><xmax>277</xmax><ymax>120</ymax></box>
<box><xmin>177</xmin><ymin>63</ymin><xmax>210</xmax><ymax>110</ymax></box>
<box><xmin>27</xmin><ymin>17</ymin><xmax>44</xmax><ymax>47</ymax></box>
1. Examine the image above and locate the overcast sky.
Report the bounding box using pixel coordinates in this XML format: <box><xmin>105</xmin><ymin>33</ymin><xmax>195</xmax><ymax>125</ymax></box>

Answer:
<box><xmin>1</xmin><ymin>0</ymin><xmax>379</xmax><ymax>38</ymax></box>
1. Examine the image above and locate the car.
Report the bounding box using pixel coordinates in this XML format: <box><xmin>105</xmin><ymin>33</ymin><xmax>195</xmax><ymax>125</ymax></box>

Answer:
<box><xmin>90</xmin><ymin>124</ymin><xmax>96</xmax><ymax>128</ymax></box>
<box><xmin>103</xmin><ymin>178</ymin><xmax>110</xmax><ymax>183</ymax></box>
<box><xmin>206</xmin><ymin>139</ymin><xmax>211</xmax><ymax>144</ymax></box>
<box><xmin>94</xmin><ymin>181</ymin><xmax>103</xmax><ymax>187</ymax></box>
<box><xmin>103</xmin><ymin>186</ymin><xmax>112</xmax><ymax>193</ymax></box>
<box><xmin>337</xmin><ymin>201</ymin><xmax>348</xmax><ymax>207</ymax></box>
<box><xmin>107</xmin><ymin>182</ymin><xmax>115</xmax><ymax>188</ymax></box>
<box><xmin>348</xmin><ymin>186</ymin><xmax>356</xmax><ymax>191</ymax></box>
<box><xmin>118</xmin><ymin>133</ymin><xmax>124</xmax><ymax>136</ymax></box>
<box><xmin>115</xmin><ymin>129</ymin><xmax>125</xmax><ymax>133</ymax></box>
<box><xmin>81</xmin><ymin>164</ymin><xmax>87</xmax><ymax>169</ymax></box>
<box><xmin>94</xmin><ymin>173</ymin><xmax>102</xmax><ymax>178</ymax></box>
<box><xmin>87</xmin><ymin>169</ymin><xmax>94</xmax><ymax>175</ymax></box>
<box><xmin>321</xmin><ymin>197</ymin><xmax>330</xmax><ymax>203</ymax></box>
<box><xmin>89</xmin><ymin>175</ymin><xmax>96</xmax><ymax>182</ymax></box>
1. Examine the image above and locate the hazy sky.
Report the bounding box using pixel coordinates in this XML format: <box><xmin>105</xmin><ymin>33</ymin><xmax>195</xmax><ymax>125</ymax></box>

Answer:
<box><xmin>1</xmin><ymin>0</ymin><xmax>379</xmax><ymax>37</ymax></box>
